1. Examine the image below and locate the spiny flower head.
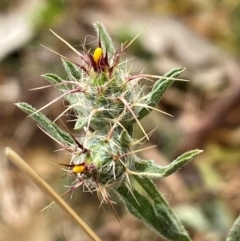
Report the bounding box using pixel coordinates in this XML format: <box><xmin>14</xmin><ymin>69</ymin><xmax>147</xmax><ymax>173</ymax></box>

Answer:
<box><xmin>16</xmin><ymin>22</ymin><xmax>203</xmax><ymax>240</ymax></box>
<box><xmin>46</xmin><ymin>28</ymin><xmax>150</xmax><ymax>134</ymax></box>
<box><xmin>17</xmin><ymin>22</ymin><xmax>193</xmax><ymax>204</ymax></box>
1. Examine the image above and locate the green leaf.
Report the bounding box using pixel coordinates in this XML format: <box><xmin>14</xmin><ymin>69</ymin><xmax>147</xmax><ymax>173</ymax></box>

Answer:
<box><xmin>136</xmin><ymin>176</ymin><xmax>191</xmax><ymax>241</ymax></box>
<box><xmin>138</xmin><ymin>68</ymin><xmax>185</xmax><ymax>120</ymax></box>
<box><xmin>74</xmin><ymin>118</ymin><xmax>88</xmax><ymax>130</ymax></box>
<box><xmin>42</xmin><ymin>73</ymin><xmax>68</xmax><ymax>91</ymax></box>
<box><xmin>42</xmin><ymin>73</ymin><xmax>83</xmax><ymax>113</ymax></box>
<box><xmin>116</xmin><ymin>178</ymin><xmax>191</xmax><ymax>241</ymax></box>
<box><xmin>119</xmin><ymin>130</ymin><xmax>133</xmax><ymax>146</ymax></box>
<box><xmin>126</xmin><ymin>125</ymin><xmax>134</xmax><ymax>137</ymax></box>
<box><xmin>93</xmin><ymin>22</ymin><xmax>115</xmax><ymax>56</ymax></box>
<box><xmin>16</xmin><ymin>102</ymin><xmax>75</xmax><ymax>146</ymax></box>
<box><xmin>61</xmin><ymin>58</ymin><xmax>82</xmax><ymax>81</ymax></box>
<box><xmin>135</xmin><ymin>149</ymin><xmax>203</xmax><ymax>178</ymax></box>
<box><xmin>226</xmin><ymin>216</ymin><xmax>240</xmax><ymax>241</ymax></box>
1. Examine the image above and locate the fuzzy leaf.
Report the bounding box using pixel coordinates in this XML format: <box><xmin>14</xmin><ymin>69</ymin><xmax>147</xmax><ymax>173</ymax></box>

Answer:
<box><xmin>226</xmin><ymin>216</ymin><xmax>240</xmax><ymax>241</ymax></box>
<box><xmin>61</xmin><ymin>58</ymin><xmax>81</xmax><ymax>81</ymax></box>
<box><xmin>74</xmin><ymin>118</ymin><xmax>88</xmax><ymax>130</ymax></box>
<box><xmin>116</xmin><ymin>179</ymin><xmax>191</xmax><ymax>241</ymax></box>
<box><xmin>119</xmin><ymin>130</ymin><xmax>133</xmax><ymax>146</ymax></box>
<box><xmin>138</xmin><ymin>67</ymin><xmax>185</xmax><ymax>120</ymax></box>
<box><xmin>135</xmin><ymin>149</ymin><xmax>203</xmax><ymax>178</ymax></box>
<box><xmin>136</xmin><ymin>176</ymin><xmax>191</xmax><ymax>241</ymax></box>
<box><xmin>42</xmin><ymin>73</ymin><xmax>68</xmax><ymax>91</ymax></box>
<box><xmin>42</xmin><ymin>73</ymin><xmax>82</xmax><ymax>113</ymax></box>
<box><xmin>93</xmin><ymin>22</ymin><xmax>115</xmax><ymax>56</ymax></box>
<box><xmin>126</xmin><ymin>125</ymin><xmax>134</xmax><ymax>137</ymax></box>
<box><xmin>16</xmin><ymin>102</ymin><xmax>75</xmax><ymax>146</ymax></box>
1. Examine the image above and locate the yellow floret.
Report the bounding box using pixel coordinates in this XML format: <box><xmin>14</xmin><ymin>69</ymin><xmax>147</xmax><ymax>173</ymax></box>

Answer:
<box><xmin>72</xmin><ymin>165</ymin><xmax>85</xmax><ymax>173</ymax></box>
<box><xmin>93</xmin><ymin>47</ymin><xmax>103</xmax><ymax>64</ymax></box>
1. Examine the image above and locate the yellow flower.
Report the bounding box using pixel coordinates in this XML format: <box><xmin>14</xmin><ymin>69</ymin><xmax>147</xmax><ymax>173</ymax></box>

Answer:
<box><xmin>93</xmin><ymin>47</ymin><xmax>103</xmax><ymax>64</ymax></box>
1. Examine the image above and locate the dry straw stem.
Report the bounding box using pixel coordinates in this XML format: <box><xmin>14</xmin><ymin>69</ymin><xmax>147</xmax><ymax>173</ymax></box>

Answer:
<box><xmin>4</xmin><ymin>147</ymin><xmax>102</xmax><ymax>241</ymax></box>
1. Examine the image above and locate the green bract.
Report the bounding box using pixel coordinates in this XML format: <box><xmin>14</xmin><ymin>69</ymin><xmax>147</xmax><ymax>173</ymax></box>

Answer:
<box><xmin>17</xmin><ymin>22</ymin><xmax>203</xmax><ymax>241</ymax></box>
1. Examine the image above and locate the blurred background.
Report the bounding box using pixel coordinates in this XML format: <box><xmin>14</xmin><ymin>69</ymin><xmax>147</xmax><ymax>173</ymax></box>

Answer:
<box><xmin>1</xmin><ymin>1</ymin><xmax>240</xmax><ymax>241</ymax></box>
